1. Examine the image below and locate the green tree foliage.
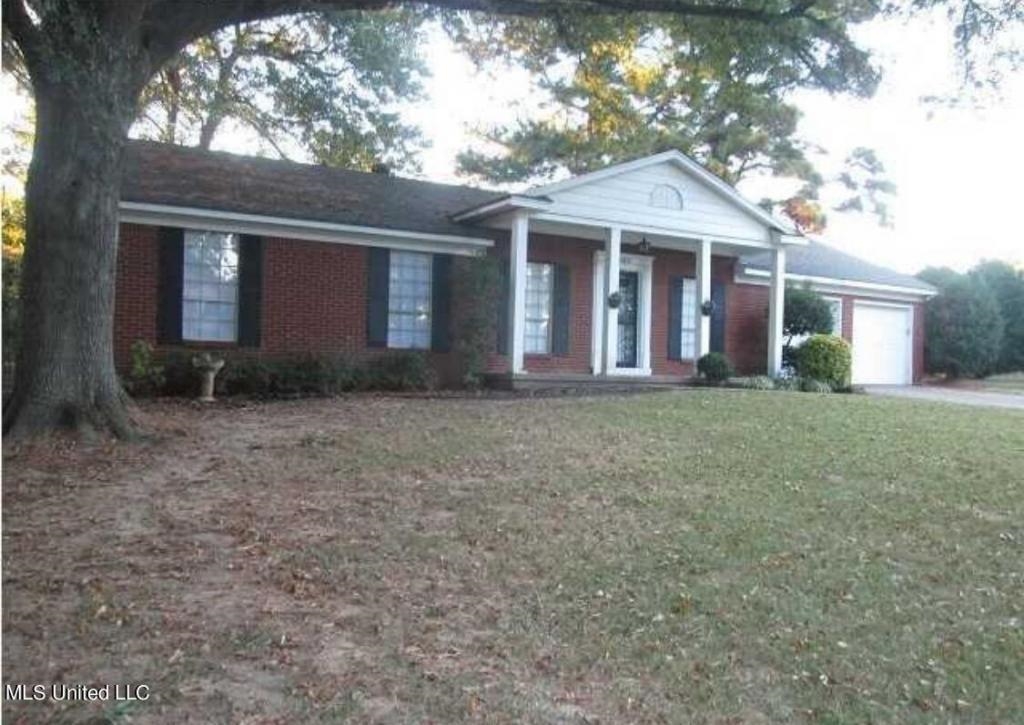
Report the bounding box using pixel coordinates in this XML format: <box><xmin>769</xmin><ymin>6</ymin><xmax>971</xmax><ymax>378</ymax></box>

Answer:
<box><xmin>449</xmin><ymin>8</ymin><xmax>896</xmax><ymax>228</ymax></box>
<box><xmin>2</xmin><ymin>194</ymin><xmax>25</xmax><ymax>363</ymax></box>
<box><xmin>919</xmin><ymin>260</ymin><xmax>1024</xmax><ymax>374</ymax></box>
<box><xmin>783</xmin><ymin>285</ymin><xmax>835</xmax><ymax>366</ymax></box>
<box><xmin>925</xmin><ymin>275</ymin><xmax>1004</xmax><ymax>378</ymax></box>
<box><xmin>970</xmin><ymin>260</ymin><xmax>1024</xmax><ymax>372</ymax></box>
<box><xmin>134</xmin><ymin>10</ymin><xmax>428</xmax><ymax>171</ymax></box>
<box><xmin>918</xmin><ymin>265</ymin><xmax>964</xmax><ymax>291</ymax></box>
<box><xmin>451</xmin><ymin>255</ymin><xmax>501</xmax><ymax>389</ymax></box>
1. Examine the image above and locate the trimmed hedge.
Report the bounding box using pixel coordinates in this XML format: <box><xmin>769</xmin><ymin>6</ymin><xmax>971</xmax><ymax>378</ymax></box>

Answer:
<box><xmin>794</xmin><ymin>334</ymin><xmax>851</xmax><ymax>389</ymax></box>
<box><xmin>147</xmin><ymin>349</ymin><xmax>434</xmax><ymax>399</ymax></box>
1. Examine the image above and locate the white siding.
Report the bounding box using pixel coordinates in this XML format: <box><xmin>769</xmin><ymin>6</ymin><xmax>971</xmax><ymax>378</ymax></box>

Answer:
<box><xmin>538</xmin><ymin>163</ymin><xmax>769</xmax><ymax>242</ymax></box>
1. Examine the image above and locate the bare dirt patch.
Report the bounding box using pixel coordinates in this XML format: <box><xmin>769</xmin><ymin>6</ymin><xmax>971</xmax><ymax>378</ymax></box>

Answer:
<box><xmin>4</xmin><ymin>392</ymin><xmax>1022</xmax><ymax>723</ymax></box>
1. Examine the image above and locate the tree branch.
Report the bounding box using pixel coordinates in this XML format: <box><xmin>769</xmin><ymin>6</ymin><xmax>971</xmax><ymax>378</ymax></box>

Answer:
<box><xmin>1</xmin><ymin>0</ymin><xmax>42</xmax><ymax>78</ymax></box>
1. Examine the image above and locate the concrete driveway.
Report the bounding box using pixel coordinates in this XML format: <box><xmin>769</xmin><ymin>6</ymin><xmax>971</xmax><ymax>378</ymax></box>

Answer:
<box><xmin>865</xmin><ymin>385</ymin><xmax>1024</xmax><ymax>410</ymax></box>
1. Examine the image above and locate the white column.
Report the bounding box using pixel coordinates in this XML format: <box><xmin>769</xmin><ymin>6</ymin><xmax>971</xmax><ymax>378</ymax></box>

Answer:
<box><xmin>508</xmin><ymin>211</ymin><xmax>529</xmax><ymax>375</ymax></box>
<box><xmin>695</xmin><ymin>237</ymin><xmax>712</xmax><ymax>358</ymax></box>
<box><xmin>767</xmin><ymin>245</ymin><xmax>786</xmax><ymax>377</ymax></box>
<box><xmin>602</xmin><ymin>227</ymin><xmax>622</xmax><ymax>375</ymax></box>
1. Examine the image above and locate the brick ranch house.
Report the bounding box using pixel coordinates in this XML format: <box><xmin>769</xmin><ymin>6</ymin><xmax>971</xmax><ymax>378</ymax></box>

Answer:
<box><xmin>115</xmin><ymin>142</ymin><xmax>936</xmax><ymax>387</ymax></box>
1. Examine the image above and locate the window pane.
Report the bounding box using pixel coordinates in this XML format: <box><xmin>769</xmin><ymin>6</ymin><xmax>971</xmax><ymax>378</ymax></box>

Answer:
<box><xmin>679</xmin><ymin>278</ymin><xmax>698</xmax><ymax>360</ymax></box>
<box><xmin>387</xmin><ymin>251</ymin><xmax>432</xmax><ymax>349</ymax></box>
<box><xmin>182</xmin><ymin>231</ymin><xmax>239</xmax><ymax>342</ymax></box>
<box><xmin>525</xmin><ymin>263</ymin><xmax>554</xmax><ymax>354</ymax></box>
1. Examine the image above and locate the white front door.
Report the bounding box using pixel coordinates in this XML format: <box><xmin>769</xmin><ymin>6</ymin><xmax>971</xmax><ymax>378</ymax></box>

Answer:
<box><xmin>852</xmin><ymin>302</ymin><xmax>913</xmax><ymax>385</ymax></box>
<box><xmin>591</xmin><ymin>252</ymin><xmax>653</xmax><ymax>375</ymax></box>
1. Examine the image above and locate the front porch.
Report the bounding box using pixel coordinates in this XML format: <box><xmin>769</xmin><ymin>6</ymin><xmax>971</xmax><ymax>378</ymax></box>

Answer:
<box><xmin>455</xmin><ymin>151</ymin><xmax>802</xmax><ymax>381</ymax></box>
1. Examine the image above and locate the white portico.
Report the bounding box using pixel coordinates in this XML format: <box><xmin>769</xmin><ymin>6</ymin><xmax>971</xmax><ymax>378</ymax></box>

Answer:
<box><xmin>453</xmin><ymin>151</ymin><xmax>803</xmax><ymax>379</ymax></box>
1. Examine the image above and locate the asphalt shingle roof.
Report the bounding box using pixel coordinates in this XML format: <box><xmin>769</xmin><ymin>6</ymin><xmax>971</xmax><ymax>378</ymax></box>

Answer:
<box><xmin>123</xmin><ymin>143</ymin><xmax>932</xmax><ymax>293</ymax></box>
<box><xmin>742</xmin><ymin>239</ymin><xmax>935</xmax><ymax>292</ymax></box>
<box><xmin>121</xmin><ymin>141</ymin><xmax>504</xmax><ymax>239</ymax></box>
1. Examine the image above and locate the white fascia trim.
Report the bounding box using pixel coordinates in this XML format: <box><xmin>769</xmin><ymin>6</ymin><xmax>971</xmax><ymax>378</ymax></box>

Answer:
<box><xmin>771</xmin><ymin>231</ymin><xmax>809</xmax><ymax>246</ymax></box>
<box><xmin>528</xmin><ymin>150</ymin><xmax>799</xmax><ymax>236</ymax></box>
<box><xmin>119</xmin><ymin>201</ymin><xmax>494</xmax><ymax>257</ymax></box>
<box><xmin>450</xmin><ymin>195</ymin><xmax>552</xmax><ymax>222</ymax></box>
<box><xmin>530</xmin><ymin>212</ymin><xmax>777</xmax><ymax>250</ymax></box>
<box><xmin>739</xmin><ymin>268</ymin><xmax>936</xmax><ymax>299</ymax></box>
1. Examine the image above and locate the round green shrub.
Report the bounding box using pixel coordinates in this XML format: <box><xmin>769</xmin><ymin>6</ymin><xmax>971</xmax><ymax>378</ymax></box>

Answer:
<box><xmin>795</xmin><ymin>334</ymin><xmax>851</xmax><ymax>388</ymax></box>
<box><xmin>697</xmin><ymin>352</ymin><xmax>734</xmax><ymax>384</ymax></box>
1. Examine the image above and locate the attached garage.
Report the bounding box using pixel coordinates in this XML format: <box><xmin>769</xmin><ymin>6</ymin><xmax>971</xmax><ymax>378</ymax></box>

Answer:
<box><xmin>852</xmin><ymin>302</ymin><xmax>913</xmax><ymax>385</ymax></box>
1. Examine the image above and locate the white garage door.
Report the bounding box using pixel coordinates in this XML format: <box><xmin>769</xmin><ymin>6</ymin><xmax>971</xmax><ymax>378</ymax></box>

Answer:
<box><xmin>852</xmin><ymin>302</ymin><xmax>912</xmax><ymax>385</ymax></box>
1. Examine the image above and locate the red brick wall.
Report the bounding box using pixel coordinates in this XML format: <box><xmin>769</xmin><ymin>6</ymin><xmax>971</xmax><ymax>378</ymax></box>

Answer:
<box><xmin>523</xmin><ymin>234</ymin><xmax>600</xmax><ymax>374</ymax></box>
<box><xmin>261</xmin><ymin>237</ymin><xmax>367</xmax><ymax>357</ymax></box>
<box><xmin>114</xmin><ymin>223</ymin><xmax>926</xmax><ymax>384</ymax></box>
<box><xmin>114</xmin><ymin>224</ymin><xmax>160</xmax><ymax>365</ymax></box>
<box><xmin>113</xmin><ymin>224</ymin><xmax>462</xmax><ymax>381</ymax></box>
<box><xmin>649</xmin><ymin>250</ymin><xmax>734</xmax><ymax>376</ymax></box>
<box><xmin>726</xmin><ymin>283</ymin><xmax>770</xmax><ymax>375</ymax></box>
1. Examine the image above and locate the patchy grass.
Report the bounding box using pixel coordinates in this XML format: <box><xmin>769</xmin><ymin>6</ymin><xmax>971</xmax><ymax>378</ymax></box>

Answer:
<box><xmin>982</xmin><ymin>372</ymin><xmax>1024</xmax><ymax>395</ymax></box>
<box><xmin>3</xmin><ymin>391</ymin><xmax>1022</xmax><ymax>723</ymax></box>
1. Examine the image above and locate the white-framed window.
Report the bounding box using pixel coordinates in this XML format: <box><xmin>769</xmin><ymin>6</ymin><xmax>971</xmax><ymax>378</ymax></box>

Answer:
<box><xmin>525</xmin><ymin>262</ymin><xmax>554</xmax><ymax>354</ymax></box>
<box><xmin>387</xmin><ymin>250</ymin><xmax>432</xmax><ymax>349</ymax></box>
<box><xmin>183</xmin><ymin>230</ymin><xmax>239</xmax><ymax>342</ymax></box>
<box><xmin>678</xmin><ymin>277</ymin><xmax>698</xmax><ymax>359</ymax></box>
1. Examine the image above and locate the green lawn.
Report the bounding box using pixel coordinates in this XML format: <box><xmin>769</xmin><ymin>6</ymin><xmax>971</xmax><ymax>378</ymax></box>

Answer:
<box><xmin>3</xmin><ymin>391</ymin><xmax>1022</xmax><ymax>723</ymax></box>
<box><xmin>982</xmin><ymin>372</ymin><xmax>1024</xmax><ymax>395</ymax></box>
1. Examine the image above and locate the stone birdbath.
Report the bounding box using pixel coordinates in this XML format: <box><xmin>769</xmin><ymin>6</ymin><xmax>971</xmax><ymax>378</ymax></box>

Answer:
<box><xmin>192</xmin><ymin>353</ymin><xmax>225</xmax><ymax>403</ymax></box>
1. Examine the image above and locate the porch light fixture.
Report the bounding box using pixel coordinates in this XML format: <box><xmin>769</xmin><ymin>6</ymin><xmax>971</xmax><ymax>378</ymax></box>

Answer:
<box><xmin>701</xmin><ymin>299</ymin><xmax>715</xmax><ymax>316</ymax></box>
<box><xmin>636</xmin><ymin>236</ymin><xmax>652</xmax><ymax>253</ymax></box>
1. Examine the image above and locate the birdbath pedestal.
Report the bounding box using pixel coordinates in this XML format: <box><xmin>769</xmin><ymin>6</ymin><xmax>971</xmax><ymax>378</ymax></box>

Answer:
<box><xmin>192</xmin><ymin>353</ymin><xmax>225</xmax><ymax>403</ymax></box>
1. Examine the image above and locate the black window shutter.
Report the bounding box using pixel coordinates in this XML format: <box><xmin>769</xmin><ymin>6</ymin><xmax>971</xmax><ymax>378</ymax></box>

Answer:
<box><xmin>710</xmin><ymin>281</ymin><xmax>727</xmax><ymax>354</ymax></box>
<box><xmin>551</xmin><ymin>263</ymin><xmax>571</xmax><ymax>356</ymax></box>
<box><xmin>366</xmin><ymin>247</ymin><xmax>390</xmax><ymax>347</ymax></box>
<box><xmin>668</xmin><ymin>275</ymin><xmax>683</xmax><ymax>360</ymax></box>
<box><xmin>431</xmin><ymin>254</ymin><xmax>452</xmax><ymax>352</ymax></box>
<box><xmin>496</xmin><ymin>264</ymin><xmax>510</xmax><ymax>355</ymax></box>
<box><xmin>156</xmin><ymin>226</ymin><xmax>184</xmax><ymax>345</ymax></box>
<box><xmin>237</xmin><ymin>235</ymin><xmax>263</xmax><ymax>347</ymax></box>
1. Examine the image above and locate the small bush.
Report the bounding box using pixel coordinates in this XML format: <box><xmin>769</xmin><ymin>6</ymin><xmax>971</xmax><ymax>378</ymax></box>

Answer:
<box><xmin>697</xmin><ymin>352</ymin><xmax>734</xmax><ymax>384</ymax></box>
<box><xmin>221</xmin><ymin>354</ymin><xmax>358</xmax><ymax>397</ymax></box>
<box><xmin>800</xmin><ymin>378</ymin><xmax>833</xmax><ymax>394</ymax></box>
<box><xmin>739</xmin><ymin>375</ymin><xmax>775</xmax><ymax>391</ymax></box>
<box><xmin>125</xmin><ymin>340</ymin><xmax>165</xmax><ymax>396</ymax></box>
<box><xmin>772</xmin><ymin>376</ymin><xmax>801</xmax><ymax>391</ymax></box>
<box><xmin>795</xmin><ymin>334</ymin><xmax>851</xmax><ymax>388</ymax></box>
<box><xmin>361</xmin><ymin>351</ymin><xmax>436</xmax><ymax>391</ymax></box>
<box><xmin>219</xmin><ymin>356</ymin><xmax>274</xmax><ymax>397</ymax></box>
<box><xmin>160</xmin><ymin>350</ymin><xmax>199</xmax><ymax>396</ymax></box>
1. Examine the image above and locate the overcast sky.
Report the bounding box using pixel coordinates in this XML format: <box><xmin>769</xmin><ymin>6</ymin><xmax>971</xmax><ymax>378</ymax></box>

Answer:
<box><xmin>2</xmin><ymin>11</ymin><xmax>1021</xmax><ymax>274</ymax></box>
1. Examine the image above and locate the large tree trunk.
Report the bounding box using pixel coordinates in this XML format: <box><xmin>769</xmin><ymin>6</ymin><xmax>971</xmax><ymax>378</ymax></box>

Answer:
<box><xmin>2</xmin><ymin>76</ymin><xmax>138</xmax><ymax>439</ymax></box>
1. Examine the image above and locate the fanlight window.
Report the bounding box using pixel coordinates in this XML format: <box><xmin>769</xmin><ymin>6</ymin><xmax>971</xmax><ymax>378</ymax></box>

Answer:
<box><xmin>650</xmin><ymin>184</ymin><xmax>683</xmax><ymax>210</ymax></box>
